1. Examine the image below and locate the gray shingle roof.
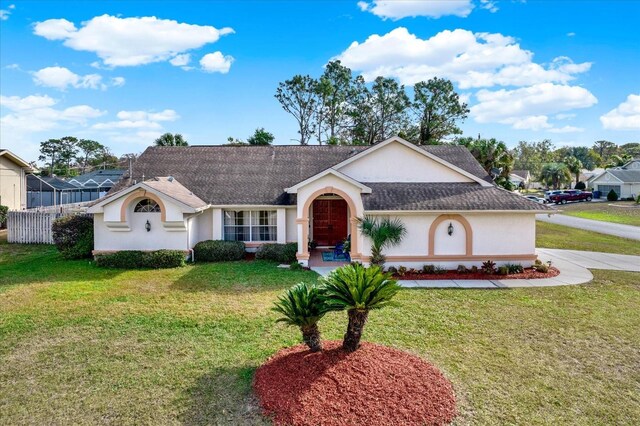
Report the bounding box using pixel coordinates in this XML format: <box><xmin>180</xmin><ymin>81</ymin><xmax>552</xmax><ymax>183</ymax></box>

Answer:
<box><xmin>116</xmin><ymin>145</ymin><xmax>492</xmax><ymax>205</ymax></box>
<box><xmin>362</xmin><ymin>183</ymin><xmax>551</xmax><ymax>211</ymax></box>
<box><xmin>607</xmin><ymin>169</ymin><xmax>640</xmax><ymax>183</ymax></box>
<box><xmin>102</xmin><ymin>144</ymin><xmax>543</xmax><ymax>211</ymax></box>
<box><xmin>144</xmin><ymin>177</ymin><xmax>207</xmax><ymax>209</ymax></box>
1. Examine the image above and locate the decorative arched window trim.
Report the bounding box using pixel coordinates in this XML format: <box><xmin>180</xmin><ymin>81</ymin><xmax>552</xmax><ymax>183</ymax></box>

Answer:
<box><xmin>134</xmin><ymin>198</ymin><xmax>161</xmax><ymax>213</ymax></box>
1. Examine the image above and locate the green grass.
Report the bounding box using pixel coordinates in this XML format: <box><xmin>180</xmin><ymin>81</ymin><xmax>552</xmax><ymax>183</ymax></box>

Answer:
<box><xmin>1</xmin><ymin>236</ymin><xmax>640</xmax><ymax>424</ymax></box>
<box><xmin>559</xmin><ymin>201</ymin><xmax>640</xmax><ymax>226</ymax></box>
<box><xmin>536</xmin><ymin>221</ymin><xmax>640</xmax><ymax>255</ymax></box>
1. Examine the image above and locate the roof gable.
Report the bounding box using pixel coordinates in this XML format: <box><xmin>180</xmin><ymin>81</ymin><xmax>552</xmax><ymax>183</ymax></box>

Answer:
<box><xmin>285</xmin><ymin>169</ymin><xmax>372</xmax><ymax>193</ymax></box>
<box><xmin>334</xmin><ymin>137</ymin><xmax>491</xmax><ymax>186</ymax></box>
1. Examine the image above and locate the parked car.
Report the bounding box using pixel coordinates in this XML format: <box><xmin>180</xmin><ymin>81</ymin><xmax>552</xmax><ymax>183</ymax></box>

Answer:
<box><xmin>525</xmin><ymin>195</ymin><xmax>546</xmax><ymax>204</ymax></box>
<box><xmin>544</xmin><ymin>190</ymin><xmax>563</xmax><ymax>202</ymax></box>
<box><xmin>549</xmin><ymin>190</ymin><xmax>593</xmax><ymax>204</ymax></box>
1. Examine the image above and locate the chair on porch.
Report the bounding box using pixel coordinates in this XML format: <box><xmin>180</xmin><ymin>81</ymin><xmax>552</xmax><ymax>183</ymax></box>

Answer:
<box><xmin>333</xmin><ymin>234</ymin><xmax>351</xmax><ymax>261</ymax></box>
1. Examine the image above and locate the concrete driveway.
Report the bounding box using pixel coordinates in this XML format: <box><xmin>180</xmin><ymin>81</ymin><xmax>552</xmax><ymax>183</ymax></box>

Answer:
<box><xmin>536</xmin><ymin>213</ymin><xmax>640</xmax><ymax>241</ymax></box>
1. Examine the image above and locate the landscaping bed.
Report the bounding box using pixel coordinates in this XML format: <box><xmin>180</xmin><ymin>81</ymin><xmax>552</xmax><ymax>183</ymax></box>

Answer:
<box><xmin>254</xmin><ymin>340</ymin><xmax>457</xmax><ymax>426</ymax></box>
<box><xmin>392</xmin><ymin>267</ymin><xmax>559</xmax><ymax>281</ymax></box>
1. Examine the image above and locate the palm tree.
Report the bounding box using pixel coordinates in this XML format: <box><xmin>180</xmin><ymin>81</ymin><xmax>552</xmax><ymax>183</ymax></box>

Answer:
<box><xmin>321</xmin><ymin>263</ymin><xmax>400</xmax><ymax>352</ymax></box>
<box><xmin>272</xmin><ymin>282</ymin><xmax>328</xmax><ymax>352</ymax></box>
<box><xmin>154</xmin><ymin>133</ymin><xmax>188</xmax><ymax>147</ymax></box>
<box><xmin>563</xmin><ymin>156</ymin><xmax>583</xmax><ymax>188</ymax></box>
<box><xmin>538</xmin><ymin>163</ymin><xmax>572</xmax><ymax>189</ymax></box>
<box><xmin>358</xmin><ymin>216</ymin><xmax>406</xmax><ymax>266</ymax></box>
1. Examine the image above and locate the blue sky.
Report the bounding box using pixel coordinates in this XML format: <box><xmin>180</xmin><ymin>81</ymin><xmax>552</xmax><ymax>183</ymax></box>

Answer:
<box><xmin>1</xmin><ymin>0</ymin><xmax>639</xmax><ymax>162</ymax></box>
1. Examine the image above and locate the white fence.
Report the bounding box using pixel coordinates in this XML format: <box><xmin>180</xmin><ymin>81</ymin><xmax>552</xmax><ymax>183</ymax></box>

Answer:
<box><xmin>7</xmin><ymin>211</ymin><xmax>64</xmax><ymax>244</ymax></box>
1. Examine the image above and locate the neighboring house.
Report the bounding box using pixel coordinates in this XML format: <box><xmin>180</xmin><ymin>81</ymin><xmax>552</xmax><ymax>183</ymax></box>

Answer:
<box><xmin>88</xmin><ymin>137</ymin><xmax>550</xmax><ymax>268</ymax></box>
<box><xmin>0</xmin><ymin>149</ymin><xmax>36</xmax><ymax>210</ymax></box>
<box><xmin>27</xmin><ymin>169</ymin><xmax>124</xmax><ymax>208</ymax></box>
<box><xmin>589</xmin><ymin>159</ymin><xmax>640</xmax><ymax>199</ymax></box>
<box><xmin>509</xmin><ymin>170</ymin><xmax>530</xmax><ymax>188</ymax></box>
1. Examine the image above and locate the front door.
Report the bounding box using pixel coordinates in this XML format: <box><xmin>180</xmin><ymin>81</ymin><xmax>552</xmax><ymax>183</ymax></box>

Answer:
<box><xmin>312</xmin><ymin>199</ymin><xmax>348</xmax><ymax>246</ymax></box>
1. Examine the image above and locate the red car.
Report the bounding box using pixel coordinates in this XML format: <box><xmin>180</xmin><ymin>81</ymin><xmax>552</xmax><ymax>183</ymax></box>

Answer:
<box><xmin>549</xmin><ymin>190</ymin><xmax>593</xmax><ymax>204</ymax></box>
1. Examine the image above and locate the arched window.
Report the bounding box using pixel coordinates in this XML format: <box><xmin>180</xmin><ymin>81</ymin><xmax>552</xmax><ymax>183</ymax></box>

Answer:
<box><xmin>134</xmin><ymin>199</ymin><xmax>161</xmax><ymax>213</ymax></box>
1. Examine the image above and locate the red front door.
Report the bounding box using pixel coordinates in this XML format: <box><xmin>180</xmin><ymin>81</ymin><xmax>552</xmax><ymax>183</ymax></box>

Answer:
<box><xmin>312</xmin><ymin>199</ymin><xmax>348</xmax><ymax>246</ymax></box>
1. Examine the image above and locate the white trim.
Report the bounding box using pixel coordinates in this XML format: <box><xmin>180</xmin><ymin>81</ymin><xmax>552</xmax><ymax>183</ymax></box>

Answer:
<box><xmin>87</xmin><ymin>182</ymin><xmax>205</xmax><ymax>213</ymax></box>
<box><xmin>591</xmin><ymin>171</ymin><xmax>625</xmax><ymax>184</ymax></box>
<box><xmin>364</xmin><ymin>209</ymin><xmax>554</xmax><ymax>215</ymax></box>
<box><xmin>0</xmin><ymin>149</ymin><xmax>37</xmax><ymax>171</ymax></box>
<box><xmin>330</xmin><ymin>136</ymin><xmax>493</xmax><ymax>187</ymax></box>
<box><xmin>209</xmin><ymin>204</ymin><xmax>297</xmax><ymax>209</ymax></box>
<box><xmin>285</xmin><ymin>168</ymin><xmax>372</xmax><ymax>193</ymax></box>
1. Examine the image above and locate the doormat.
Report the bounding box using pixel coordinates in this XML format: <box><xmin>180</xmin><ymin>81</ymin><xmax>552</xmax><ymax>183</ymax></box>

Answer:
<box><xmin>322</xmin><ymin>251</ymin><xmax>349</xmax><ymax>262</ymax></box>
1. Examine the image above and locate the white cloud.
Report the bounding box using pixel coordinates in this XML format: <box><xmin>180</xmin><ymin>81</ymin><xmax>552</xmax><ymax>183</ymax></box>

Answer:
<box><xmin>567</xmin><ymin>32</ymin><xmax>576</xmax><ymax>37</ymax></box>
<box><xmin>0</xmin><ymin>4</ymin><xmax>15</xmax><ymax>20</ymax></box>
<box><xmin>336</xmin><ymin>28</ymin><xmax>591</xmax><ymax>88</ymax></box>
<box><xmin>471</xmin><ymin>83</ymin><xmax>597</xmax><ymax>131</ymax></box>
<box><xmin>111</xmin><ymin>77</ymin><xmax>126</xmax><ymax>87</ymax></box>
<box><xmin>93</xmin><ymin>109</ymin><xmax>179</xmax><ymax>130</ymax></box>
<box><xmin>31</xmin><ymin>66</ymin><xmax>126</xmax><ymax>90</ymax></box>
<box><xmin>200</xmin><ymin>51</ymin><xmax>234</xmax><ymax>73</ymax></box>
<box><xmin>33</xmin><ymin>15</ymin><xmax>234</xmax><ymax>67</ymax></box>
<box><xmin>357</xmin><ymin>0</ymin><xmax>474</xmax><ymax>20</ymax></box>
<box><xmin>600</xmin><ymin>94</ymin><xmax>640</xmax><ymax>131</ymax></box>
<box><xmin>170</xmin><ymin>53</ymin><xmax>191</xmax><ymax>67</ymax></box>
<box><xmin>1</xmin><ymin>94</ymin><xmax>105</xmax><ymax>134</ymax></box>
<box><xmin>549</xmin><ymin>125</ymin><xmax>584</xmax><ymax>133</ymax></box>
<box><xmin>555</xmin><ymin>113</ymin><xmax>576</xmax><ymax>120</ymax></box>
<box><xmin>479</xmin><ymin>0</ymin><xmax>499</xmax><ymax>13</ymax></box>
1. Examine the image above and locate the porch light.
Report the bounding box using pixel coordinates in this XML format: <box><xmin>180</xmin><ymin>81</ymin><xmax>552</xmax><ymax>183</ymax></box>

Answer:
<box><xmin>145</xmin><ymin>220</ymin><xmax>151</xmax><ymax>232</ymax></box>
<box><xmin>447</xmin><ymin>222</ymin><xmax>454</xmax><ymax>236</ymax></box>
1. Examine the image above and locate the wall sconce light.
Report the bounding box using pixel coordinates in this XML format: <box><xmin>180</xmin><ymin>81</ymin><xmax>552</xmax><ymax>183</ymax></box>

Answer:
<box><xmin>447</xmin><ymin>222</ymin><xmax>454</xmax><ymax>236</ymax></box>
<box><xmin>145</xmin><ymin>220</ymin><xmax>151</xmax><ymax>232</ymax></box>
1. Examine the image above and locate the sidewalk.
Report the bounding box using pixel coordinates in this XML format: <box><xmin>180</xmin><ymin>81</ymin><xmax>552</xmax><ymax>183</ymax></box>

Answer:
<box><xmin>536</xmin><ymin>213</ymin><xmax>640</xmax><ymax>241</ymax></box>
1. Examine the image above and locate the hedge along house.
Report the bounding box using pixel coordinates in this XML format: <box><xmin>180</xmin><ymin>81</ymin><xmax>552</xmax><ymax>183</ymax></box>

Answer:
<box><xmin>88</xmin><ymin>137</ymin><xmax>551</xmax><ymax>267</ymax></box>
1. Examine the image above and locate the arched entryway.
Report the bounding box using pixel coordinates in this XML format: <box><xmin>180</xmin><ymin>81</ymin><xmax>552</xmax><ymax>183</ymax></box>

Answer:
<box><xmin>296</xmin><ymin>186</ymin><xmax>362</xmax><ymax>264</ymax></box>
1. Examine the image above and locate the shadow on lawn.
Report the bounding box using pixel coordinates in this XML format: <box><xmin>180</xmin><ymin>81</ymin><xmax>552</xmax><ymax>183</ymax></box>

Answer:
<box><xmin>178</xmin><ymin>366</ymin><xmax>268</xmax><ymax>426</ymax></box>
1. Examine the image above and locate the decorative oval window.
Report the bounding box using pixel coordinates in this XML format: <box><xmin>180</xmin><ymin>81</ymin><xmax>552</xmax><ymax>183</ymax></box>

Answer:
<box><xmin>134</xmin><ymin>199</ymin><xmax>161</xmax><ymax>213</ymax></box>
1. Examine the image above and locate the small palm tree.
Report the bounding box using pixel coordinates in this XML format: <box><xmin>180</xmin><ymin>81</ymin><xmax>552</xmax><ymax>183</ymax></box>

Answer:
<box><xmin>321</xmin><ymin>263</ymin><xmax>400</xmax><ymax>352</ymax></box>
<box><xmin>272</xmin><ymin>282</ymin><xmax>328</xmax><ymax>352</ymax></box>
<box><xmin>358</xmin><ymin>216</ymin><xmax>406</xmax><ymax>266</ymax></box>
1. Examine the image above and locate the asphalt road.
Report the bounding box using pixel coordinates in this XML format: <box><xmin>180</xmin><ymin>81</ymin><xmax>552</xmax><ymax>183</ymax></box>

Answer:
<box><xmin>536</xmin><ymin>213</ymin><xmax>640</xmax><ymax>241</ymax></box>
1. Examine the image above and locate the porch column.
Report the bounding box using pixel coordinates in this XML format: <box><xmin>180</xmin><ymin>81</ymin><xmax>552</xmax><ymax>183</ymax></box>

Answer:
<box><xmin>295</xmin><ymin>217</ymin><xmax>310</xmax><ymax>266</ymax></box>
<box><xmin>212</xmin><ymin>208</ymin><xmax>223</xmax><ymax>240</ymax></box>
<box><xmin>276</xmin><ymin>208</ymin><xmax>286</xmax><ymax>243</ymax></box>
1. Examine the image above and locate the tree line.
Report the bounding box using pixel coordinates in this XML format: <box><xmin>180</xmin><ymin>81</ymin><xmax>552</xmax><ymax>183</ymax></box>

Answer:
<box><xmin>275</xmin><ymin>61</ymin><xmax>469</xmax><ymax>146</ymax></box>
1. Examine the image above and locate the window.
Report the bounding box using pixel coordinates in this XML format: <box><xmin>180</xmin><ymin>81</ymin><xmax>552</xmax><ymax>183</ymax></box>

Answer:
<box><xmin>224</xmin><ymin>210</ymin><xmax>277</xmax><ymax>242</ymax></box>
<box><xmin>134</xmin><ymin>198</ymin><xmax>161</xmax><ymax>213</ymax></box>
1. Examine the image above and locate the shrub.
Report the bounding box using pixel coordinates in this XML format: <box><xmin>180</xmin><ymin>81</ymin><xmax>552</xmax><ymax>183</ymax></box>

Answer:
<box><xmin>497</xmin><ymin>266</ymin><xmax>509</xmax><ymax>275</ymax></box>
<box><xmin>575</xmin><ymin>181</ymin><xmax>586</xmax><ymax>190</ymax></box>
<box><xmin>397</xmin><ymin>266</ymin><xmax>408</xmax><ymax>276</ymax></box>
<box><xmin>51</xmin><ymin>214</ymin><xmax>94</xmax><ymax>259</ymax></box>
<box><xmin>422</xmin><ymin>264</ymin><xmax>435</xmax><ymax>274</ymax></box>
<box><xmin>95</xmin><ymin>250</ymin><xmax>185</xmax><ymax>268</ymax></box>
<box><xmin>434</xmin><ymin>266</ymin><xmax>447</xmax><ymax>275</ymax></box>
<box><xmin>482</xmin><ymin>260</ymin><xmax>496</xmax><ymax>275</ymax></box>
<box><xmin>457</xmin><ymin>265</ymin><xmax>468</xmax><ymax>274</ymax></box>
<box><xmin>470</xmin><ymin>265</ymin><xmax>479</xmax><ymax>274</ymax></box>
<box><xmin>636</xmin><ymin>195</ymin><xmax>640</xmax><ymax>205</ymax></box>
<box><xmin>290</xmin><ymin>261</ymin><xmax>303</xmax><ymax>271</ymax></box>
<box><xmin>533</xmin><ymin>263</ymin><xmax>549</xmax><ymax>273</ymax></box>
<box><xmin>193</xmin><ymin>240</ymin><xmax>245</xmax><ymax>262</ymax></box>
<box><xmin>386</xmin><ymin>266</ymin><xmax>398</xmax><ymax>274</ymax></box>
<box><xmin>255</xmin><ymin>243</ymin><xmax>298</xmax><ymax>263</ymax></box>
<box><xmin>506</xmin><ymin>263</ymin><xmax>524</xmax><ymax>274</ymax></box>
<box><xmin>607</xmin><ymin>189</ymin><xmax>619</xmax><ymax>201</ymax></box>
<box><xmin>0</xmin><ymin>205</ymin><xmax>8</xmax><ymax>229</ymax></box>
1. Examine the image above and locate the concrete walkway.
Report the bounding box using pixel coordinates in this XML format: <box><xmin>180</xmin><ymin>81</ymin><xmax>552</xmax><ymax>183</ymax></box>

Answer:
<box><xmin>311</xmin><ymin>249</ymin><xmax>640</xmax><ymax>288</ymax></box>
<box><xmin>536</xmin><ymin>213</ymin><xmax>640</xmax><ymax>241</ymax></box>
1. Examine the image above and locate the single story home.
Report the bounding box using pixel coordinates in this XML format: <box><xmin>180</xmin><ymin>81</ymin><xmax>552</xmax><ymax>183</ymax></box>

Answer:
<box><xmin>0</xmin><ymin>149</ymin><xmax>36</xmax><ymax>210</ymax></box>
<box><xmin>88</xmin><ymin>137</ymin><xmax>550</xmax><ymax>268</ymax></box>
<box><xmin>509</xmin><ymin>170</ymin><xmax>530</xmax><ymax>188</ymax></box>
<box><xmin>588</xmin><ymin>159</ymin><xmax>640</xmax><ymax>199</ymax></box>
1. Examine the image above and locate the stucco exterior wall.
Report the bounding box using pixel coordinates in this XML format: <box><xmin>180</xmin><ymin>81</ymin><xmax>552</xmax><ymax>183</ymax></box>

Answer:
<box><xmin>363</xmin><ymin>212</ymin><xmax>537</xmax><ymax>269</ymax></box>
<box><xmin>192</xmin><ymin>208</ymin><xmax>213</xmax><ymax>245</ymax></box>
<box><xmin>337</xmin><ymin>143</ymin><xmax>474</xmax><ymax>183</ymax></box>
<box><xmin>285</xmin><ymin>207</ymin><xmax>297</xmax><ymax>243</ymax></box>
<box><xmin>94</xmin><ymin>213</ymin><xmax>188</xmax><ymax>251</ymax></box>
<box><xmin>0</xmin><ymin>156</ymin><xmax>26</xmax><ymax>210</ymax></box>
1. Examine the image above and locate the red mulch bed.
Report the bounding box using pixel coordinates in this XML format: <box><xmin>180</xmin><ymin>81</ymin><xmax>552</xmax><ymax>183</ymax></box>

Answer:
<box><xmin>393</xmin><ymin>267</ymin><xmax>560</xmax><ymax>281</ymax></box>
<box><xmin>254</xmin><ymin>340</ymin><xmax>456</xmax><ymax>426</ymax></box>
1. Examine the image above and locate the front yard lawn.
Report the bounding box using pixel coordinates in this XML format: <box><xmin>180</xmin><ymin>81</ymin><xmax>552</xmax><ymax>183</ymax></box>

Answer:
<box><xmin>536</xmin><ymin>220</ymin><xmax>640</xmax><ymax>255</ymax></box>
<box><xmin>2</xmin><ymin>239</ymin><xmax>639</xmax><ymax>424</ymax></box>
<box><xmin>559</xmin><ymin>200</ymin><xmax>640</xmax><ymax>227</ymax></box>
